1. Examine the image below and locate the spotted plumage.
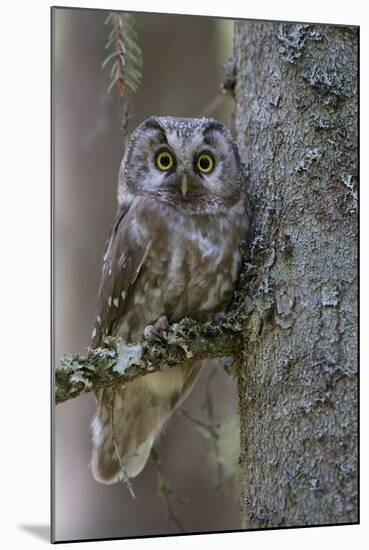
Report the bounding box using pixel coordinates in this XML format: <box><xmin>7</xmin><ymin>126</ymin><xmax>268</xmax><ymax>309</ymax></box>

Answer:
<box><xmin>90</xmin><ymin>116</ymin><xmax>248</xmax><ymax>484</ymax></box>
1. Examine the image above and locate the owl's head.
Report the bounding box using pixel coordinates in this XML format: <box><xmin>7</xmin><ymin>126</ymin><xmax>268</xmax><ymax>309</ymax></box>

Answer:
<box><xmin>118</xmin><ymin>116</ymin><xmax>244</xmax><ymax>214</ymax></box>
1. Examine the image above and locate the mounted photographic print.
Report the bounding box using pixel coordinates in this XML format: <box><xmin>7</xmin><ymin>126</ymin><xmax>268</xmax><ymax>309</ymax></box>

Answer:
<box><xmin>51</xmin><ymin>6</ymin><xmax>359</xmax><ymax>544</ymax></box>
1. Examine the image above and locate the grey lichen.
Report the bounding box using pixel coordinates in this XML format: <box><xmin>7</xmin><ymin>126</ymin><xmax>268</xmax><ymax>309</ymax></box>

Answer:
<box><xmin>295</xmin><ymin>147</ymin><xmax>323</xmax><ymax>173</ymax></box>
<box><xmin>113</xmin><ymin>343</ymin><xmax>143</xmax><ymax>374</ymax></box>
<box><xmin>302</xmin><ymin>66</ymin><xmax>349</xmax><ymax>108</ymax></box>
<box><xmin>277</xmin><ymin>24</ymin><xmax>321</xmax><ymax>64</ymax></box>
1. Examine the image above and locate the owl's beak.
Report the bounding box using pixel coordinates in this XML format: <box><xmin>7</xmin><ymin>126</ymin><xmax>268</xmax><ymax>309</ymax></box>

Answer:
<box><xmin>181</xmin><ymin>174</ymin><xmax>188</xmax><ymax>198</ymax></box>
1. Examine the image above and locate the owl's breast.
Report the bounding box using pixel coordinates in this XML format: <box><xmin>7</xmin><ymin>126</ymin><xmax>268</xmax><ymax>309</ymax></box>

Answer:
<box><xmin>150</xmin><ymin>212</ymin><xmax>242</xmax><ymax>322</ymax></box>
<box><xmin>117</xmin><ymin>199</ymin><xmax>245</xmax><ymax>342</ymax></box>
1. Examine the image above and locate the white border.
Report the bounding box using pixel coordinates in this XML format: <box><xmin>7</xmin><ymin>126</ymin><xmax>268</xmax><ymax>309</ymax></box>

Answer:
<box><xmin>1</xmin><ymin>1</ymin><xmax>366</xmax><ymax>548</ymax></box>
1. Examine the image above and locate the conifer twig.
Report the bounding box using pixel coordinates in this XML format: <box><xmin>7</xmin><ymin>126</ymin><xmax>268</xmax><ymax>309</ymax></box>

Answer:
<box><xmin>102</xmin><ymin>12</ymin><xmax>143</xmax><ymax>137</ymax></box>
<box><xmin>150</xmin><ymin>448</ymin><xmax>185</xmax><ymax>533</ymax></box>
<box><xmin>201</xmin><ymin>366</ymin><xmax>224</xmax><ymax>488</ymax></box>
<box><xmin>103</xmin><ymin>12</ymin><xmax>143</xmax><ymax>96</ymax></box>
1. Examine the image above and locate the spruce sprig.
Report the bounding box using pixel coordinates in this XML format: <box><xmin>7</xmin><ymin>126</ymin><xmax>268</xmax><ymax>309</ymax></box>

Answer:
<box><xmin>102</xmin><ymin>12</ymin><xmax>143</xmax><ymax>97</ymax></box>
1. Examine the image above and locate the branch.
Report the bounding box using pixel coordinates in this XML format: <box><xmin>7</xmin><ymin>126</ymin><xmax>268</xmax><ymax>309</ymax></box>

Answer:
<box><xmin>150</xmin><ymin>448</ymin><xmax>185</xmax><ymax>533</ymax></box>
<box><xmin>55</xmin><ymin>317</ymin><xmax>243</xmax><ymax>405</ymax></box>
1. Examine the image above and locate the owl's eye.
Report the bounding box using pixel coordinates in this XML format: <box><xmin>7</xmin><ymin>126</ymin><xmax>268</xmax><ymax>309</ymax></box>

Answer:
<box><xmin>155</xmin><ymin>150</ymin><xmax>174</xmax><ymax>171</ymax></box>
<box><xmin>196</xmin><ymin>152</ymin><xmax>214</xmax><ymax>174</ymax></box>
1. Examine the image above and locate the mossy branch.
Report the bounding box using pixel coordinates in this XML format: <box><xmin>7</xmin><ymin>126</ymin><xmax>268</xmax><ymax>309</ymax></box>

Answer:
<box><xmin>55</xmin><ymin>317</ymin><xmax>243</xmax><ymax>405</ymax></box>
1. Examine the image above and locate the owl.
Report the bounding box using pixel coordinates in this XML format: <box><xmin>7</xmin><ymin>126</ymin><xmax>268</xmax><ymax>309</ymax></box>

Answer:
<box><xmin>90</xmin><ymin>116</ymin><xmax>248</xmax><ymax>484</ymax></box>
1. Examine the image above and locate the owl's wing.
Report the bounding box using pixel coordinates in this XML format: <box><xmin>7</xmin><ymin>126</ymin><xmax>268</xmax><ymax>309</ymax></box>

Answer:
<box><xmin>90</xmin><ymin>200</ymin><xmax>202</xmax><ymax>484</ymax></box>
<box><xmin>91</xmin><ymin>201</ymin><xmax>151</xmax><ymax>348</ymax></box>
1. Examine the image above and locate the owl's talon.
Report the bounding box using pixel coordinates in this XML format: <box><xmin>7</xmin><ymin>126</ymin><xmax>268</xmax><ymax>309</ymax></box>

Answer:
<box><xmin>156</xmin><ymin>315</ymin><xmax>169</xmax><ymax>331</ymax></box>
<box><xmin>143</xmin><ymin>325</ymin><xmax>161</xmax><ymax>342</ymax></box>
<box><xmin>143</xmin><ymin>316</ymin><xmax>169</xmax><ymax>343</ymax></box>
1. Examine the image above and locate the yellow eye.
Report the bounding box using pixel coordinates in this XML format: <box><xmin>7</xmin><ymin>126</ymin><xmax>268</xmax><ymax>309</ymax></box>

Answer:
<box><xmin>196</xmin><ymin>152</ymin><xmax>214</xmax><ymax>174</ymax></box>
<box><xmin>156</xmin><ymin>150</ymin><xmax>174</xmax><ymax>171</ymax></box>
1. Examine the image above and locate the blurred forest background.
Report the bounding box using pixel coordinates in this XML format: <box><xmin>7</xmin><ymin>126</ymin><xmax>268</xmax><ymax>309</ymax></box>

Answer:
<box><xmin>54</xmin><ymin>7</ymin><xmax>241</xmax><ymax>541</ymax></box>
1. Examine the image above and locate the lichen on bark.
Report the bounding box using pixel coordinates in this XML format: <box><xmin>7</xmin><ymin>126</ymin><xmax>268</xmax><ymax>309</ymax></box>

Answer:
<box><xmin>234</xmin><ymin>21</ymin><xmax>358</xmax><ymax>528</ymax></box>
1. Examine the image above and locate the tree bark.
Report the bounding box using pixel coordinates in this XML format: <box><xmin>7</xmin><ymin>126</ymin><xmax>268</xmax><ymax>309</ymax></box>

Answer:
<box><xmin>234</xmin><ymin>22</ymin><xmax>358</xmax><ymax>528</ymax></box>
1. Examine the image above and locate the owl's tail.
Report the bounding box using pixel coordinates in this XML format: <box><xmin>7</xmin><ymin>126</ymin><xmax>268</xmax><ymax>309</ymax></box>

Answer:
<box><xmin>90</xmin><ymin>363</ymin><xmax>201</xmax><ymax>484</ymax></box>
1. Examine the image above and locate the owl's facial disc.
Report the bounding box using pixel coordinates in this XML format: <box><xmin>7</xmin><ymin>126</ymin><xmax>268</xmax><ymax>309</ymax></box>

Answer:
<box><xmin>120</xmin><ymin>116</ymin><xmax>242</xmax><ymax>212</ymax></box>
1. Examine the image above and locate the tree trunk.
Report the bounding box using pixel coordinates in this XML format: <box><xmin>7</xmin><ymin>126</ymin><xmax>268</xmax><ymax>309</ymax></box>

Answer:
<box><xmin>233</xmin><ymin>22</ymin><xmax>358</xmax><ymax>528</ymax></box>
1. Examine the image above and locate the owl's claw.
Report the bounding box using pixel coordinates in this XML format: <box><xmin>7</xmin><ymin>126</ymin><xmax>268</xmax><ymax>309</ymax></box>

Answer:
<box><xmin>143</xmin><ymin>315</ymin><xmax>169</xmax><ymax>343</ymax></box>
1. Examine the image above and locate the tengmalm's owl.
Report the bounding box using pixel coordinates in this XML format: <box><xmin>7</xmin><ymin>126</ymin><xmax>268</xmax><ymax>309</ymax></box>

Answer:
<box><xmin>90</xmin><ymin>116</ymin><xmax>248</xmax><ymax>484</ymax></box>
